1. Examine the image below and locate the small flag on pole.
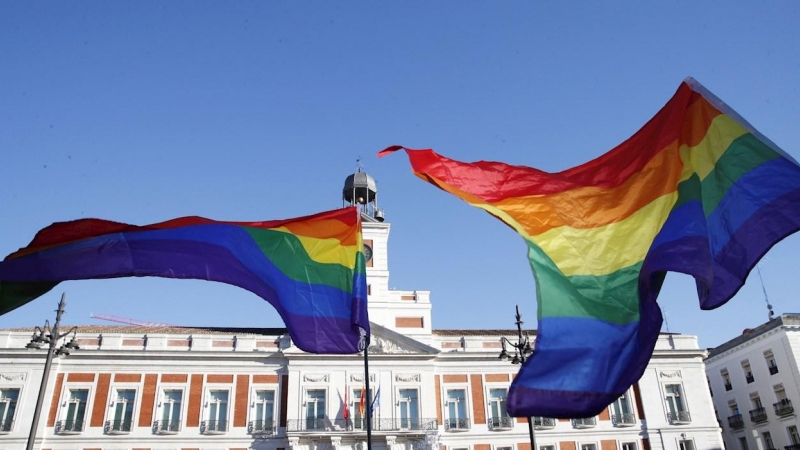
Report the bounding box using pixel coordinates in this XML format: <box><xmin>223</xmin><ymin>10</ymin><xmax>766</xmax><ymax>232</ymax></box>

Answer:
<box><xmin>358</xmin><ymin>386</ymin><xmax>366</xmax><ymax>416</ymax></box>
<box><xmin>343</xmin><ymin>385</ymin><xmax>350</xmax><ymax>420</ymax></box>
<box><xmin>370</xmin><ymin>386</ymin><xmax>381</xmax><ymax>415</ymax></box>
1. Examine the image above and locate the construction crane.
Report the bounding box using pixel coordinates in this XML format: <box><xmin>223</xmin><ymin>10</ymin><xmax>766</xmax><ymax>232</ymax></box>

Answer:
<box><xmin>89</xmin><ymin>313</ymin><xmax>180</xmax><ymax>328</ymax></box>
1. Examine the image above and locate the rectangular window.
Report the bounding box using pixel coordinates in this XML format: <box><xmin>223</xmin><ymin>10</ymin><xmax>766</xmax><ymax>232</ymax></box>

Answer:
<box><xmin>252</xmin><ymin>390</ymin><xmax>275</xmax><ymax>433</ymax></box>
<box><xmin>353</xmin><ymin>387</ymin><xmax>373</xmax><ymax>430</ymax></box>
<box><xmin>751</xmin><ymin>393</ymin><xmax>763</xmax><ymax>409</ymax></box>
<box><xmin>665</xmin><ymin>384</ymin><xmax>690</xmax><ymax>423</ymax></box>
<box><xmin>739</xmin><ymin>437</ymin><xmax>749</xmax><ymax>450</ymax></box>
<box><xmin>765</xmin><ymin>350</ymin><xmax>779</xmax><ymax>374</ymax></box>
<box><xmin>399</xmin><ymin>388</ymin><xmax>419</xmax><ymax>429</ymax></box>
<box><xmin>763</xmin><ymin>432</ymin><xmax>774</xmax><ymax>450</ymax></box>
<box><xmin>63</xmin><ymin>389</ymin><xmax>88</xmax><ymax>433</ymax></box>
<box><xmin>749</xmin><ymin>393</ymin><xmax>767</xmax><ymax>422</ymax></box>
<box><xmin>445</xmin><ymin>389</ymin><xmax>468</xmax><ymax>430</ymax></box>
<box><xmin>488</xmin><ymin>388</ymin><xmax>510</xmax><ymax>428</ymax></box>
<box><xmin>622</xmin><ymin>443</ymin><xmax>636</xmax><ymax>450</ymax></box>
<box><xmin>0</xmin><ymin>388</ymin><xmax>19</xmax><ymax>432</ymax></box>
<box><xmin>305</xmin><ymin>389</ymin><xmax>325</xmax><ymax>431</ymax></box>
<box><xmin>727</xmin><ymin>400</ymin><xmax>744</xmax><ymax>428</ymax></box>
<box><xmin>540</xmin><ymin>446</ymin><xmax>555</xmax><ymax>450</ymax></box>
<box><xmin>156</xmin><ymin>389</ymin><xmax>182</xmax><ymax>433</ymax></box>
<box><xmin>775</xmin><ymin>385</ymin><xmax>788</xmax><ymax>401</ymax></box>
<box><xmin>788</xmin><ymin>426</ymin><xmax>800</xmax><ymax>445</ymax></box>
<box><xmin>611</xmin><ymin>393</ymin><xmax>634</xmax><ymax>425</ymax></box>
<box><xmin>205</xmin><ymin>390</ymin><xmax>229</xmax><ymax>433</ymax></box>
<box><xmin>721</xmin><ymin>369</ymin><xmax>732</xmax><ymax>391</ymax></box>
<box><xmin>774</xmin><ymin>386</ymin><xmax>793</xmax><ymax>416</ymax></box>
<box><xmin>581</xmin><ymin>444</ymin><xmax>597</xmax><ymax>450</ymax></box>
<box><xmin>679</xmin><ymin>440</ymin><xmax>695</xmax><ymax>450</ymax></box>
<box><xmin>742</xmin><ymin>360</ymin><xmax>754</xmax><ymax>383</ymax></box>
<box><xmin>108</xmin><ymin>389</ymin><xmax>135</xmax><ymax>433</ymax></box>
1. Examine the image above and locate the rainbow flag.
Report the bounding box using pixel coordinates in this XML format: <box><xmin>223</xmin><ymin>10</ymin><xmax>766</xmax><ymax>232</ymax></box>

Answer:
<box><xmin>0</xmin><ymin>207</ymin><xmax>369</xmax><ymax>354</ymax></box>
<box><xmin>379</xmin><ymin>78</ymin><xmax>800</xmax><ymax>417</ymax></box>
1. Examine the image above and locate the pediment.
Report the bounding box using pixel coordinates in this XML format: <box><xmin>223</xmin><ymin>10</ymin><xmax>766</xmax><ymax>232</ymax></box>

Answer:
<box><xmin>282</xmin><ymin>322</ymin><xmax>439</xmax><ymax>356</ymax></box>
<box><xmin>366</xmin><ymin>322</ymin><xmax>439</xmax><ymax>355</ymax></box>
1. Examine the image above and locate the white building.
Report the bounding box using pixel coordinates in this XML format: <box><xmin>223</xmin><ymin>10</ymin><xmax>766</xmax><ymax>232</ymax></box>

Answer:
<box><xmin>705</xmin><ymin>314</ymin><xmax>800</xmax><ymax>450</ymax></box>
<box><xmin>0</xmin><ymin>170</ymin><xmax>724</xmax><ymax>450</ymax></box>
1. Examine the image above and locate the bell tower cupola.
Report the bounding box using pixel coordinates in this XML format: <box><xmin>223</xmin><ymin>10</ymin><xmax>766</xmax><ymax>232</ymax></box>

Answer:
<box><xmin>343</xmin><ymin>158</ymin><xmax>385</xmax><ymax>222</ymax></box>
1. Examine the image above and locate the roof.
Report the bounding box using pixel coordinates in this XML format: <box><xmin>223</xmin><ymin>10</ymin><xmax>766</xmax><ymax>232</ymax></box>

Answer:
<box><xmin>432</xmin><ymin>329</ymin><xmax>537</xmax><ymax>336</ymax></box>
<box><xmin>707</xmin><ymin>313</ymin><xmax>800</xmax><ymax>358</ymax></box>
<box><xmin>1</xmin><ymin>325</ymin><xmax>287</xmax><ymax>336</ymax></box>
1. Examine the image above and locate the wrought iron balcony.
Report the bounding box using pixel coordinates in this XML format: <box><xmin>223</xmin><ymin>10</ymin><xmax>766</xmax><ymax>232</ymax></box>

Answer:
<box><xmin>55</xmin><ymin>419</ymin><xmax>85</xmax><ymax>434</ymax></box>
<box><xmin>746</xmin><ymin>373</ymin><xmax>755</xmax><ymax>383</ymax></box>
<box><xmin>152</xmin><ymin>419</ymin><xmax>181</xmax><ymax>434</ymax></box>
<box><xmin>286</xmin><ymin>418</ymin><xmax>438</xmax><ymax>433</ymax></box>
<box><xmin>201</xmin><ymin>419</ymin><xmax>228</xmax><ymax>434</ymax></box>
<box><xmin>0</xmin><ymin>419</ymin><xmax>12</xmax><ymax>433</ymax></box>
<box><xmin>785</xmin><ymin>445</ymin><xmax>800</xmax><ymax>450</ymax></box>
<box><xmin>611</xmin><ymin>413</ymin><xmax>636</xmax><ymax>427</ymax></box>
<box><xmin>667</xmin><ymin>411</ymin><xmax>692</xmax><ymax>424</ymax></box>
<box><xmin>487</xmin><ymin>416</ymin><xmax>515</xmax><ymax>430</ymax></box>
<box><xmin>724</xmin><ymin>383</ymin><xmax>733</xmax><ymax>391</ymax></box>
<box><xmin>105</xmin><ymin>419</ymin><xmax>133</xmax><ymax>434</ymax></box>
<box><xmin>444</xmin><ymin>417</ymin><xmax>470</xmax><ymax>431</ymax></box>
<box><xmin>287</xmin><ymin>418</ymin><xmax>341</xmax><ymax>432</ymax></box>
<box><xmin>533</xmin><ymin>417</ymin><xmax>556</xmax><ymax>430</ymax></box>
<box><xmin>769</xmin><ymin>365</ymin><xmax>779</xmax><ymax>375</ymax></box>
<box><xmin>571</xmin><ymin>417</ymin><xmax>596</xmax><ymax>429</ymax></box>
<box><xmin>749</xmin><ymin>407</ymin><xmax>768</xmax><ymax>423</ymax></box>
<box><xmin>727</xmin><ymin>414</ymin><xmax>744</xmax><ymax>429</ymax></box>
<box><xmin>249</xmin><ymin>419</ymin><xmax>276</xmax><ymax>435</ymax></box>
<box><xmin>383</xmin><ymin>418</ymin><xmax>437</xmax><ymax>431</ymax></box>
<box><xmin>774</xmin><ymin>399</ymin><xmax>794</xmax><ymax>416</ymax></box>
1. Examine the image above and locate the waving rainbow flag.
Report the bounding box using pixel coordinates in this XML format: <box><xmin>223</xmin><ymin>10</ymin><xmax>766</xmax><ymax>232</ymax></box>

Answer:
<box><xmin>380</xmin><ymin>78</ymin><xmax>800</xmax><ymax>417</ymax></box>
<box><xmin>0</xmin><ymin>207</ymin><xmax>369</xmax><ymax>354</ymax></box>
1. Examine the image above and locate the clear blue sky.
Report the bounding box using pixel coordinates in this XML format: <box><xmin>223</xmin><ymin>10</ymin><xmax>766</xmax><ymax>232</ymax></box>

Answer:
<box><xmin>2</xmin><ymin>2</ymin><xmax>799</xmax><ymax>349</ymax></box>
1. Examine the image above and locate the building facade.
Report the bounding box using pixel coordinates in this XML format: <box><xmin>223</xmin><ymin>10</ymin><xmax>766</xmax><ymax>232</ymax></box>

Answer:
<box><xmin>0</xmin><ymin>171</ymin><xmax>724</xmax><ymax>450</ymax></box>
<box><xmin>705</xmin><ymin>314</ymin><xmax>800</xmax><ymax>450</ymax></box>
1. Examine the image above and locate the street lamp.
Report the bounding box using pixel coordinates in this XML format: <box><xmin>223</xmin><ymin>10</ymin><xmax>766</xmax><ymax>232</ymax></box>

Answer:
<box><xmin>498</xmin><ymin>305</ymin><xmax>536</xmax><ymax>450</ymax></box>
<box><xmin>25</xmin><ymin>293</ymin><xmax>79</xmax><ymax>450</ymax></box>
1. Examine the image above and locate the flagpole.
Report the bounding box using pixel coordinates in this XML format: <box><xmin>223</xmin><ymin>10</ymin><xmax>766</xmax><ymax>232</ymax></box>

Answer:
<box><xmin>361</xmin><ymin>328</ymin><xmax>373</xmax><ymax>450</ymax></box>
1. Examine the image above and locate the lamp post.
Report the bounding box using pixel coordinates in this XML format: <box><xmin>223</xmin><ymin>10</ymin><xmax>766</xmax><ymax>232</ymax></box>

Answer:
<box><xmin>498</xmin><ymin>305</ymin><xmax>536</xmax><ymax>450</ymax></box>
<box><xmin>25</xmin><ymin>293</ymin><xmax>80</xmax><ymax>450</ymax></box>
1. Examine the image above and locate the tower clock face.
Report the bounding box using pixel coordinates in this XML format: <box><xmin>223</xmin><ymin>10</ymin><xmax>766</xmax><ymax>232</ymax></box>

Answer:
<box><xmin>363</xmin><ymin>243</ymin><xmax>373</xmax><ymax>262</ymax></box>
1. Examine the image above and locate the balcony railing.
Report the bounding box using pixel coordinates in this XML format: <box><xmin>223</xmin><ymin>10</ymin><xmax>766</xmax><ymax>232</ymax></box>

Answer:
<box><xmin>0</xmin><ymin>419</ymin><xmax>12</xmax><ymax>433</ymax></box>
<box><xmin>785</xmin><ymin>445</ymin><xmax>800</xmax><ymax>450</ymax></box>
<box><xmin>727</xmin><ymin>414</ymin><xmax>744</xmax><ymax>429</ymax></box>
<box><xmin>444</xmin><ymin>417</ymin><xmax>470</xmax><ymax>431</ymax></box>
<box><xmin>571</xmin><ymin>417</ymin><xmax>596</xmax><ymax>429</ymax></box>
<box><xmin>770</xmin><ymin>365</ymin><xmax>779</xmax><ymax>375</ymax></box>
<box><xmin>746</xmin><ymin>374</ymin><xmax>755</xmax><ymax>383</ymax></box>
<box><xmin>749</xmin><ymin>407</ymin><xmax>768</xmax><ymax>423</ymax></box>
<box><xmin>286</xmin><ymin>418</ymin><xmax>438</xmax><ymax>433</ymax></box>
<box><xmin>724</xmin><ymin>383</ymin><xmax>733</xmax><ymax>391</ymax></box>
<box><xmin>487</xmin><ymin>416</ymin><xmax>514</xmax><ymax>430</ymax></box>
<box><xmin>152</xmin><ymin>419</ymin><xmax>181</xmax><ymax>434</ymax></box>
<box><xmin>55</xmin><ymin>419</ymin><xmax>85</xmax><ymax>434</ymax></box>
<box><xmin>249</xmin><ymin>419</ymin><xmax>276</xmax><ymax>435</ymax></box>
<box><xmin>667</xmin><ymin>411</ymin><xmax>692</xmax><ymax>424</ymax></box>
<box><xmin>201</xmin><ymin>420</ymin><xmax>228</xmax><ymax>434</ymax></box>
<box><xmin>533</xmin><ymin>417</ymin><xmax>556</xmax><ymax>430</ymax></box>
<box><xmin>774</xmin><ymin>400</ymin><xmax>794</xmax><ymax>416</ymax></box>
<box><xmin>105</xmin><ymin>419</ymin><xmax>133</xmax><ymax>434</ymax></box>
<box><xmin>611</xmin><ymin>413</ymin><xmax>636</xmax><ymax>427</ymax></box>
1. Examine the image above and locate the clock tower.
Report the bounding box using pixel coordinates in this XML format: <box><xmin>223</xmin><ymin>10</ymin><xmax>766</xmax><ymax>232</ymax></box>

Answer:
<box><xmin>342</xmin><ymin>164</ymin><xmax>433</xmax><ymax>343</ymax></box>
